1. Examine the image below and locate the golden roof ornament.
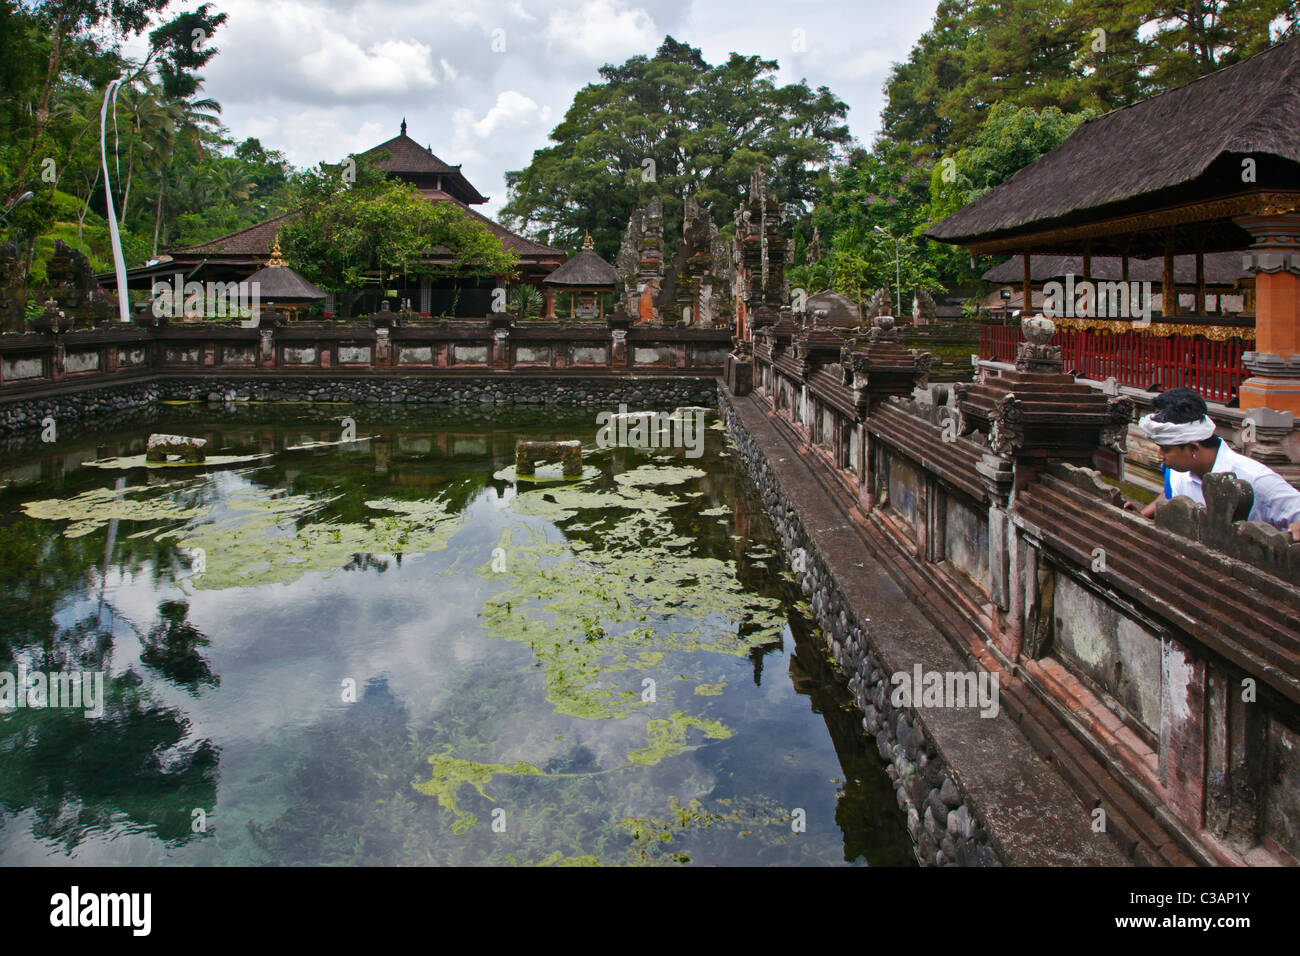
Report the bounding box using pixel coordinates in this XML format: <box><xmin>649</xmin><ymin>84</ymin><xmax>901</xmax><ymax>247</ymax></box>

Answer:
<box><xmin>266</xmin><ymin>235</ymin><xmax>287</xmax><ymax>268</ymax></box>
<box><xmin>582</xmin><ymin>231</ymin><xmax>594</xmax><ymax>251</ymax></box>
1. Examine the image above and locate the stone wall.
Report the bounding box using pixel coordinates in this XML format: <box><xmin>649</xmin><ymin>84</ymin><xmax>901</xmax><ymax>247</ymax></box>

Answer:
<box><xmin>163</xmin><ymin>375</ymin><xmax>718</xmax><ymax>407</ymax></box>
<box><xmin>740</xmin><ymin>318</ymin><xmax>1300</xmax><ymax>866</ymax></box>
<box><xmin>0</xmin><ymin>380</ymin><xmax>164</xmax><ymax>439</ymax></box>
<box><xmin>0</xmin><ymin>319</ymin><xmax>732</xmax><ymax>436</ymax></box>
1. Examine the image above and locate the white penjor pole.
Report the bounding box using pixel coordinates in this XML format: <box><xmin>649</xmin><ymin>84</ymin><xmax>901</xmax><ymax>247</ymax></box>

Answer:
<box><xmin>100</xmin><ymin>76</ymin><xmax>130</xmax><ymax>323</ymax></box>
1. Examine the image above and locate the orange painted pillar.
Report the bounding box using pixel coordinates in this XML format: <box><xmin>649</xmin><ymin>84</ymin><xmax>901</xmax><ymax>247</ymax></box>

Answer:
<box><xmin>1236</xmin><ymin>213</ymin><xmax>1300</xmax><ymax>414</ymax></box>
<box><xmin>638</xmin><ymin>282</ymin><xmax>655</xmax><ymax>322</ymax></box>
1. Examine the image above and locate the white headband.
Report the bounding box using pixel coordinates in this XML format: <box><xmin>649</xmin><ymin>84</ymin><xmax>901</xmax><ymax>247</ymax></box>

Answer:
<box><xmin>1138</xmin><ymin>413</ymin><xmax>1217</xmax><ymax>445</ymax></box>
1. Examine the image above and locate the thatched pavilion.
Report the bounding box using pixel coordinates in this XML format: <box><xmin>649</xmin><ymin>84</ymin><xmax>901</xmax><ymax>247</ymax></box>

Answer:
<box><xmin>927</xmin><ymin>36</ymin><xmax>1300</xmax><ymax>413</ymax></box>
<box><xmin>542</xmin><ymin>233</ymin><xmax>618</xmax><ymax>319</ymax></box>
<box><xmin>243</xmin><ymin>236</ymin><xmax>326</xmax><ymax>319</ymax></box>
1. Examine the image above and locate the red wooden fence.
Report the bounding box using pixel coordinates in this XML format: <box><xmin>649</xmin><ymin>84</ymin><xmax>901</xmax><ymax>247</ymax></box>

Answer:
<box><xmin>980</xmin><ymin>324</ymin><xmax>1249</xmax><ymax>404</ymax></box>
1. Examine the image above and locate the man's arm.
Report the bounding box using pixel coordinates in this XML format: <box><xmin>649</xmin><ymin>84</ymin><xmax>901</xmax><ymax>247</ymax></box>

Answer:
<box><xmin>1251</xmin><ymin>469</ymin><xmax>1300</xmax><ymax>540</ymax></box>
<box><xmin>1124</xmin><ymin>498</ymin><xmax>1159</xmax><ymax>518</ymax></box>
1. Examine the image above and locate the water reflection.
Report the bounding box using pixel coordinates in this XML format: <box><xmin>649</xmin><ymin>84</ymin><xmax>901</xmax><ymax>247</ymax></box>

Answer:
<box><xmin>142</xmin><ymin>601</ymin><xmax>218</xmax><ymax>691</ymax></box>
<box><xmin>0</xmin><ymin>677</ymin><xmax>218</xmax><ymax>853</ymax></box>
<box><xmin>0</xmin><ymin>404</ymin><xmax>913</xmax><ymax>865</ymax></box>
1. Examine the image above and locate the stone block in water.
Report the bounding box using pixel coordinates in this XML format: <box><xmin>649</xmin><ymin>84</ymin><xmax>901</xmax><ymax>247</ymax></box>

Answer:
<box><xmin>515</xmin><ymin>439</ymin><xmax>582</xmax><ymax>477</ymax></box>
<box><xmin>145</xmin><ymin>434</ymin><xmax>208</xmax><ymax>463</ymax></box>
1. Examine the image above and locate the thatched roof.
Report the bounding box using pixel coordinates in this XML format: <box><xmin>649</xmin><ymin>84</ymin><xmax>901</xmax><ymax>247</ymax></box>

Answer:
<box><xmin>982</xmin><ymin>251</ymin><xmax>1251</xmax><ymax>285</ymax></box>
<box><xmin>807</xmin><ymin>290</ymin><xmax>861</xmax><ymax>327</ymax></box>
<box><xmin>175</xmin><ymin>213</ymin><xmax>295</xmax><ymax>255</ymax></box>
<box><xmin>244</xmin><ymin>263</ymin><xmax>326</xmax><ymax>302</ymax></box>
<box><xmin>543</xmin><ymin>237</ymin><xmax>618</xmax><ymax>287</ymax></box>
<box><xmin>927</xmin><ymin>37</ymin><xmax>1300</xmax><ymax>254</ymax></box>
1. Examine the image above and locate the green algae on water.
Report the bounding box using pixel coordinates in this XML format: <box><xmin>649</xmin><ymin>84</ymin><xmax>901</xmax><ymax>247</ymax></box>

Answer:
<box><xmin>625</xmin><ymin>712</ymin><xmax>731</xmax><ymax>765</ymax></box>
<box><xmin>415</xmin><ymin>748</ymin><xmax>545</xmax><ymax>834</ymax></box>
<box><xmin>22</xmin><ymin>482</ymin><xmax>212</xmax><ymax>538</ymax></box>
<box><xmin>161</xmin><ymin>489</ymin><xmax>466</xmax><ymax>590</ymax></box>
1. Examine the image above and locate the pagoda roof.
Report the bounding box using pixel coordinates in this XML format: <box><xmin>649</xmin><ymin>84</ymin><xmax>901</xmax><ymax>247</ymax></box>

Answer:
<box><xmin>926</xmin><ymin>36</ymin><xmax>1300</xmax><ymax>256</ymax></box>
<box><xmin>362</xmin><ymin>120</ymin><xmax>489</xmax><ymax>205</ymax></box>
<box><xmin>154</xmin><ymin>125</ymin><xmax>563</xmax><ymax>274</ymax></box>
<box><xmin>245</xmin><ymin>258</ymin><xmax>326</xmax><ymax>302</ymax></box>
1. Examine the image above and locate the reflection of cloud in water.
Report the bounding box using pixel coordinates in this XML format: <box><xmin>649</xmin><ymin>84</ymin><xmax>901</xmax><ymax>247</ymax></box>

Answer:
<box><xmin>2</xmin><ymin>408</ymin><xmax>913</xmax><ymax>864</ymax></box>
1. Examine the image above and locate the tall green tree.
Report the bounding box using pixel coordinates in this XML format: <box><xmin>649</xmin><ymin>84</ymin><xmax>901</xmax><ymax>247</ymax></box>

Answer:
<box><xmin>789</xmin><ymin>137</ymin><xmax>942</xmax><ymax>307</ymax></box>
<box><xmin>880</xmin><ymin>0</ymin><xmax>1192</xmax><ymax>160</ymax></box>
<box><xmin>1131</xmin><ymin>0</ymin><xmax>1299</xmax><ymax>90</ymax></box>
<box><xmin>500</xmin><ymin>36</ymin><xmax>850</xmax><ymax>260</ymax></box>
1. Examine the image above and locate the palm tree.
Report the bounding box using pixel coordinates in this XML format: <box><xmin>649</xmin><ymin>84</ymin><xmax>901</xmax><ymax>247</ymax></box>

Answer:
<box><xmin>116</xmin><ymin>79</ymin><xmax>178</xmax><ymax>228</ymax></box>
<box><xmin>150</xmin><ymin>83</ymin><xmax>223</xmax><ymax>256</ymax></box>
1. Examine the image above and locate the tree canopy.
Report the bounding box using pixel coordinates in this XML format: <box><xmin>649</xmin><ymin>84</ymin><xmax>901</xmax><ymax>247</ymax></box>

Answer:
<box><xmin>801</xmin><ymin>0</ymin><xmax>1298</xmax><ymax>304</ymax></box>
<box><xmin>500</xmin><ymin>36</ymin><xmax>851</xmax><ymax>260</ymax></box>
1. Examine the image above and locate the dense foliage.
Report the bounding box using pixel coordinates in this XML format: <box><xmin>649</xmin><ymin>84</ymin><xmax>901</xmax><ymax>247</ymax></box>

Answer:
<box><xmin>0</xmin><ymin>0</ymin><xmax>288</xmax><ymax>283</ymax></box>
<box><xmin>0</xmin><ymin>0</ymin><xmax>513</xmax><ymax>320</ymax></box>
<box><xmin>499</xmin><ymin>37</ymin><xmax>851</xmax><ymax>260</ymax></box>
<box><xmin>278</xmin><ymin>159</ymin><xmax>518</xmax><ymax>318</ymax></box>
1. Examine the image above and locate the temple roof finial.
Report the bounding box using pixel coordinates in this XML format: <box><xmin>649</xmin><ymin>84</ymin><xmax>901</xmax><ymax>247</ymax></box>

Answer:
<box><xmin>582</xmin><ymin>231</ymin><xmax>594</xmax><ymax>251</ymax></box>
<box><xmin>400</xmin><ymin>117</ymin><xmax>407</xmax><ymax>136</ymax></box>
<box><xmin>267</xmin><ymin>233</ymin><xmax>286</xmax><ymax>268</ymax></box>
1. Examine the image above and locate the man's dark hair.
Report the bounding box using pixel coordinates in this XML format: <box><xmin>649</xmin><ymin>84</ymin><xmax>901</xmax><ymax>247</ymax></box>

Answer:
<box><xmin>1152</xmin><ymin>387</ymin><xmax>1219</xmax><ymax>447</ymax></box>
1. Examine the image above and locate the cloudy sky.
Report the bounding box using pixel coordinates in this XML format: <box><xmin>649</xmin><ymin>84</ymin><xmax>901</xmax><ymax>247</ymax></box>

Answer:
<box><xmin>123</xmin><ymin>0</ymin><xmax>940</xmax><ymax>219</ymax></box>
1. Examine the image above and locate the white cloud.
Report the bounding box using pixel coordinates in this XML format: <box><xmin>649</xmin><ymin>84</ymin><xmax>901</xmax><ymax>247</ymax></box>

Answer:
<box><xmin>242</xmin><ymin>108</ymin><xmax>387</xmax><ymax>168</ymax></box>
<box><xmin>451</xmin><ymin>91</ymin><xmax>553</xmax><ymax>177</ymax></box>
<box><xmin>545</xmin><ymin>0</ymin><xmax>659</xmax><ymax>62</ymax></box>
<box><xmin>828</xmin><ymin>47</ymin><xmax>896</xmax><ymax>83</ymax></box>
<box><xmin>298</xmin><ymin>36</ymin><xmax>438</xmax><ymax>98</ymax></box>
<box><xmin>459</xmin><ymin>90</ymin><xmax>552</xmax><ymax>141</ymax></box>
<box><xmin>509</xmin><ymin>0</ymin><xmax>538</xmax><ymax>22</ymax></box>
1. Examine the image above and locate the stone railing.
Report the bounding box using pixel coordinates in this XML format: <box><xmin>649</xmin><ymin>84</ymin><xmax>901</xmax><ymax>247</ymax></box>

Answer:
<box><xmin>973</xmin><ymin>356</ymin><xmax>1300</xmax><ymax>491</ymax></box>
<box><xmin>733</xmin><ymin>314</ymin><xmax>1300</xmax><ymax>867</ymax></box>
<box><xmin>0</xmin><ymin>316</ymin><xmax>732</xmax><ymax>395</ymax></box>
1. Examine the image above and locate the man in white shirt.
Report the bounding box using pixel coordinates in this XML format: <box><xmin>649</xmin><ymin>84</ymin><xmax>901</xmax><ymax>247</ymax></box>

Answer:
<box><xmin>1138</xmin><ymin>388</ymin><xmax>1300</xmax><ymax>540</ymax></box>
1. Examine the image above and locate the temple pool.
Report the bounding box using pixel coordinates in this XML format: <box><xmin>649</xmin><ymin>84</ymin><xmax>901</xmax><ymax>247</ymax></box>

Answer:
<box><xmin>0</xmin><ymin>403</ymin><xmax>912</xmax><ymax>866</ymax></box>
